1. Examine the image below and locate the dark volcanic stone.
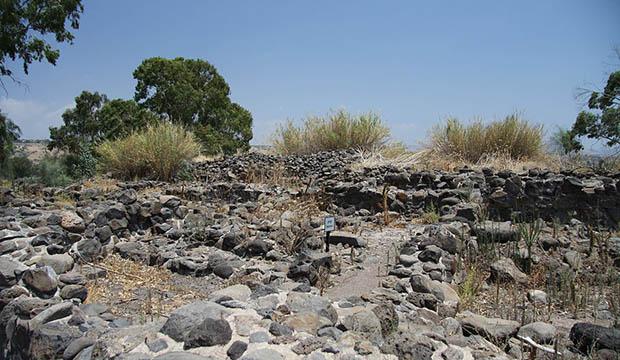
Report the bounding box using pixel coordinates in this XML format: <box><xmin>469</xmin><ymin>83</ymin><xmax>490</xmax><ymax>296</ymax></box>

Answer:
<box><xmin>22</xmin><ymin>266</ymin><xmax>58</xmax><ymax>296</ymax></box>
<box><xmin>212</xmin><ymin>263</ymin><xmax>234</xmax><ymax>279</ymax></box>
<box><xmin>269</xmin><ymin>321</ymin><xmax>293</xmax><ymax>336</ymax></box>
<box><xmin>570</xmin><ymin>323</ymin><xmax>620</xmax><ymax>353</ymax></box>
<box><xmin>184</xmin><ymin>318</ymin><xmax>232</xmax><ymax>349</ymax></box>
<box><xmin>60</xmin><ymin>284</ymin><xmax>88</xmax><ymax>302</ymax></box>
<box><xmin>227</xmin><ymin>340</ymin><xmax>248</xmax><ymax>360</ymax></box>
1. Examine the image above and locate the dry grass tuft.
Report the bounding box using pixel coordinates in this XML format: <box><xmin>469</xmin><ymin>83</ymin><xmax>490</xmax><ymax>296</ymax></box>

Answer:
<box><xmin>52</xmin><ymin>193</ymin><xmax>75</xmax><ymax>208</ymax></box>
<box><xmin>272</xmin><ymin>109</ymin><xmax>391</xmax><ymax>154</ymax></box>
<box><xmin>428</xmin><ymin>114</ymin><xmax>545</xmax><ymax>164</ymax></box>
<box><xmin>82</xmin><ymin>177</ymin><xmax>120</xmax><ymax>193</ymax></box>
<box><xmin>97</xmin><ymin>122</ymin><xmax>201</xmax><ymax>181</ymax></box>
<box><xmin>349</xmin><ymin>146</ymin><xmax>425</xmax><ymax>171</ymax></box>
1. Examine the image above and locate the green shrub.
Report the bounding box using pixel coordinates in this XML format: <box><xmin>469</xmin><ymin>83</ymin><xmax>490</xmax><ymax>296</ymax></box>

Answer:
<box><xmin>64</xmin><ymin>142</ymin><xmax>98</xmax><ymax>179</ymax></box>
<box><xmin>272</xmin><ymin>110</ymin><xmax>391</xmax><ymax>154</ymax></box>
<box><xmin>34</xmin><ymin>156</ymin><xmax>73</xmax><ymax>187</ymax></box>
<box><xmin>97</xmin><ymin>122</ymin><xmax>201</xmax><ymax>181</ymax></box>
<box><xmin>1</xmin><ymin>156</ymin><xmax>34</xmax><ymax>179</ymax></box>
<box><xmin>429</xmin><ymin>114</ymin><xmax>544</xmax><ymax>163</ymax></box>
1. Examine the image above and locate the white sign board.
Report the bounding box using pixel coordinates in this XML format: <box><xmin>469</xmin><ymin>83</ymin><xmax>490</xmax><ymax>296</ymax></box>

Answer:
<box><xmin>324</xmin><ymin>216</ymin><xmax>335</xmax><ymax>232</ymax></box>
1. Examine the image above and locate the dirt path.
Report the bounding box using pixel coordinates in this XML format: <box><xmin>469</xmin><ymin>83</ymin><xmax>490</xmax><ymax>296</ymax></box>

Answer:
<box><xmin>326</xmin><ymin>225</ymin><xmax>420</xmax><ymax>301</ymax></box>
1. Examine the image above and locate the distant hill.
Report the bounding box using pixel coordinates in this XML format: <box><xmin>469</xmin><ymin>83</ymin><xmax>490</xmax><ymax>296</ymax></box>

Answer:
<box><xmin>13</xmin><ymin>140</ymin><xmax>57</xmax><ymax>162</ymax></box>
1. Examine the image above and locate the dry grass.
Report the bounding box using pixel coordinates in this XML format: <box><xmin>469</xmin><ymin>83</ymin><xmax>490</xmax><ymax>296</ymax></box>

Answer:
<box><xmin>413</xmin><ymin>150</ymin><xmax>561</xmax><ymax>172</ymax></box>
<box><xmin>349</xmin><ymin>146</ymin><xmax>425</xmax><ymax>171</ymax></box>
<box><xmin>52</xmin><ymin>193</ymin><xmax>76</xmax><ymax>208</ymax></box>
<box><xmin>97</xmin><ymin>122</ymin><xmax>201</xmax><ymax>181</ymax></box>
<box><xmin>82</xmin><ymin>177</ymin><xmax>120</xmax><ymax>193</ymax></box>
<box><xmin>84</xmin><ymin>254</ymin><xmax>205</xmax><ymax>321</ymax></box>
<box><xmin>350</xmin><ymin>149</ymin><xmax>560</xmax><ymax>173</ymax></box>
<box><xmin>272</xmin><ymin>110</ymin><xmax>391</xmax><ymax>154</ymax></box>
<box><xmin>428</xmin><ymin>114</ymin><xmax>545</xmax><ymax>164</ymax></box>
<box><xmin>413</xmin><ymin>204</ymin><xmax>441</xmax><ymax>224</ymax></box>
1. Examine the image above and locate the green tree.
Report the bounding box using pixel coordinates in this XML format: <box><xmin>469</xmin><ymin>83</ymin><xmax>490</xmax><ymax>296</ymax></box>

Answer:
<box><xmin>0</xmin><ymin>0</ymin><xmax>83</xmax><ymax>84</ymax></box>
<box><xmin>133</xmin><ymin>57</ymin><xmax>253</xmax><ymax>154</ymax></box>
<box><xmin>550</xmin><ymin>127</ymin><xmax>581</xmax><ymax>154</ymax></box>
<box><xmin>567</xmin><ymin>71</ymin><xmax>620</xmax><ymax>152</ymax></box>
<box><xmin>49</xmin><ymin>91</ymin><xmax>158</xmax><ymax>153</ymax></box>
<box><xmin>0</xmin><ymin>110</ymin><xmax>21</xmax><ymax>166</ymax></box>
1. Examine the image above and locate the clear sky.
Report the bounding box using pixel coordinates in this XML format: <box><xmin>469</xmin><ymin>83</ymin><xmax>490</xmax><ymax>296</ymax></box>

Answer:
<box><xmin>1</xmin><ymin>0</ymin><xmax>619</xmax><ymax>148</ymax></box>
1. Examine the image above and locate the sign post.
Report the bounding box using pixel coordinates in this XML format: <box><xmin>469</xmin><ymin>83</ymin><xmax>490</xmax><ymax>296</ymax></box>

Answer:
<box><xmin>324</xmin><ymin>216</ymin><xmax>335</xmax><ymax>252</ymax></box>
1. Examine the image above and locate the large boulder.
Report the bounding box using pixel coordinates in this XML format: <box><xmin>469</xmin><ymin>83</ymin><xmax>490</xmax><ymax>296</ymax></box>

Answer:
<box><xmin>570</xmin><ymin>323</ymin><xmax>620</xmax><ymax>353</ymax></box>
<box><xmin>328</xmin><ymin>231</ymin><xmax>366</xmax><ymax>248</ymax></box>
<box><xmin>409</xmin><ymin>274</ymin><xmax>460</xmax><ymax>305</ymax></box>
<box><xmin>36</xmin><ymin>254</ymin><xmax>74</xmax><ymax>275</ymax></box>
<box><xmin>184</xmin><ymin>318</ymin><xmax>232</xmax><ymax>349</ymax></box>
<box><xmin>75</xmin><ymin>238</ymin><xmax>102</xmax><ymax>262</ymax></box>
<box><xmin>22</xmin><ymin>266</ymin><xmax>58</xmax><ymax>296</ymax></box>
<box><xmin>160</xmin><ymin>301</ymin><xmax>230</xmax><ymax>343</ymax></box>
<box><xmin>18</xmin><ymin>320</ymin><xmax>82</xmax><ymax>360</ymax></box>
<box><xmin>489</xmin><ymin>257</ymin><xmax>528</xmax><ymax>284</ymax></box>
<box><xmin>342</xmin><ymin>309</ymin><xmax>383</xmax><ymax>345</ymax></box>
<box><xmin>518</xmin><ymin>322</ymin><xmax>556</xmax><ymax>344</ymax></box>
<box><xmin>285</xmin><ymin>292</ymin><xmax>337</xmax><ymax>324</ymax></box>
<box><xmin>381</xmin><ymin>330</ymin><xmax>439</xmax><ymax>360</ymax></box>
<box><xmin>60</xmin><ymin>211</ymin><xmax>85</xmax><ymax>233</ymax></box>
<box><xmin>457</xmin><ymin>311</ymin><xmax>520</xmax><ymax>342</ymax></box>
<box><xmin>208</xmin><ymin>284</ymin><xmax>251</xmax><ymax>302</ymax></box>
<box><xmin>371</xmin><ymin>302</ymin><xmax>399</xmax><ymax>337</ymax></box>
<box><xmin>0</xmin><ymin>257</ymin><xmax>27</xmax><ymax>286</ymax></box>
<box><xmin>474</xmin><ymin>221</ymin><xmax>518</xmax><ymax>243</ymax></box>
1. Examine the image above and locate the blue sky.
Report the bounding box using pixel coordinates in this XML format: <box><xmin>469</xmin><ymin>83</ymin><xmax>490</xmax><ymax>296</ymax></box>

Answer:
<box><xmin>1</xmin><ymin>0</ymin><xmax>619</xmax><ymax>148</ymax></box>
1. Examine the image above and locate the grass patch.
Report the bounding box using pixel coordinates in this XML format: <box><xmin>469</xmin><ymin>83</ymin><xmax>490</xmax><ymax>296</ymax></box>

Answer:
<box><xmin>97</xmin><ymin>122</ymin><xmax>200</xmax><ymax>181</ymax></box>
<box><xmin>272</xmin><ymin>109</ymin><xmax>391</xmax><ymax>154</ymax></box>
<box><xmin>415</xmin><ymin>203</ymin><xmax>440</xmax><ymax>224</ymax></box>
<box><xmin>429</xmin><ymin>114</ymin><xmax>544</xmax><ymax>163</ymax></box>
<box><xmin>82</xmin><ymin>177</ymin><xmax>120</xmax><ymax>193</ymax></box>
<box><xmin>85</xmin><ymin>254</ymin><xmax>205</xmax><ymax>321</ymax></box>
<box><xmin>458</xmin><ymin>265</ymin><xmax>485</xmax><ymax>310</ymax></box>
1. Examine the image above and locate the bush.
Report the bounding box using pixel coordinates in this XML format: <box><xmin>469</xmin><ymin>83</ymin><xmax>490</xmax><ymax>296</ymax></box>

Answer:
<box><xmin>1</xmin><ymin>156</ymin><xmax>34</xmax><ymax>179</ymax></box>
<box><xmin>64</xmin><ymin>142</ymin><xmax>98</xmax><ymax>179</ymax></box>
<box><xmin>272</xmin><ymin>110</ymin><xmax>391</xmax><ymax>154</ymax></box>
<box><xmin>429</xmin><ymin>114</ymin><xmax>544</xmax><ymax>163</ymax></box>
<box><xmin>34</xmin><ymin>156</ymin><xmax>73</xmax><ymax>187</ymax></box>
<box><xmin>97</xmin><ymin>122</ymin><xmax>201</xmax><ymax>181</ymax></box>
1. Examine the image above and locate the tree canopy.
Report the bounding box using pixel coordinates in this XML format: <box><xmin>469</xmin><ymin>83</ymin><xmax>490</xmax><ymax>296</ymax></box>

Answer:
<box><xmin>0</xmin><ymin>0</ymin><xmax>83</xmax><ymax>84</ymax></box>
<box><xmin>133</xmin><ymin>57</ymin><xmax>253</xmax><ymax>154</ymax></box>
<box><xmin>49</xmin><ymin>91</ymin><xmax>158</xmax><ymax>153</ymax></box>
<box><xmin>0</xmin><ymin>110</ymin><xmax>21</xmax><ymax>165</ymax></box>
<box><xmin>566</xmin><ymin>71</ymin><xmax>620</xmax><ymax>153</ymax></box>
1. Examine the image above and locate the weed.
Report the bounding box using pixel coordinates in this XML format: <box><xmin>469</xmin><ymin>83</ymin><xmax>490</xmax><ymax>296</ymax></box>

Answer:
<box><xmin>417</xmin><ymin>203</ymin><xmax>440</xmax><ymax>224</ymax></box>
<box><xmin>53</xmin><ymin>193</ymin><xmax>75</xmax><ymax>208</ymax></box>
<box><xmin>458</xmin><ymin>266</ymin><xmax>484</xmax><ymax>310</ymax></box>
<box><xmin>517</xmin><ymin>218</ymin><xmax>543</xmax><ymax>273</ymax></box>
